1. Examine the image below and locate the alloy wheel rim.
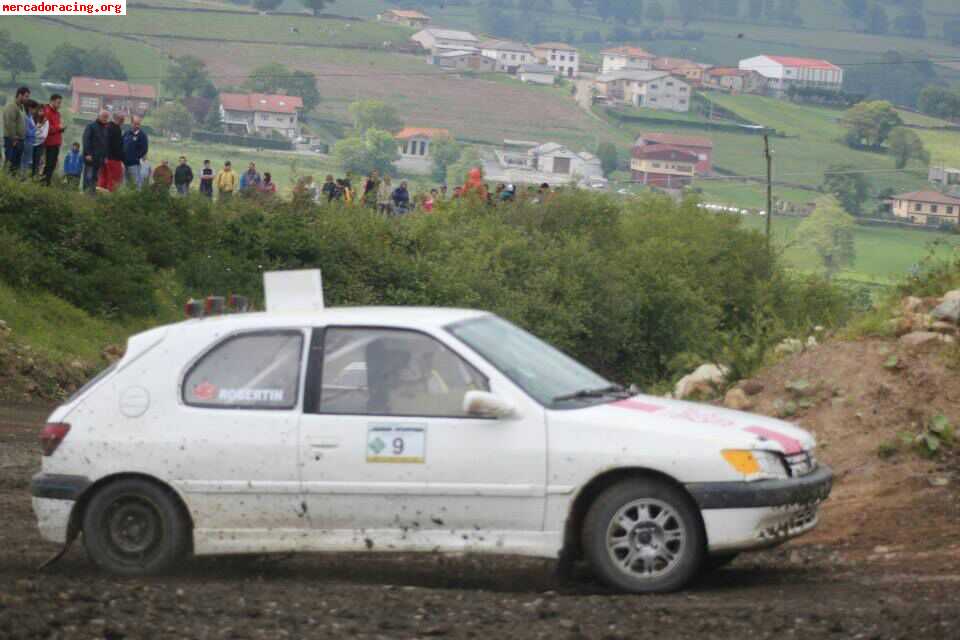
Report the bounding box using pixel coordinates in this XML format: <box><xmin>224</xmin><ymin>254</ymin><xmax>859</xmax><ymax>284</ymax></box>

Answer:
<box><xmin>605</xmin><ymin>498</ymin><xmax>686</xmax><ymax>579</ymax></box>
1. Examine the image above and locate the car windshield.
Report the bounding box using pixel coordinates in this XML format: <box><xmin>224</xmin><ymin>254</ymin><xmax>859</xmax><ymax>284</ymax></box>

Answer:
<box><xmin>448</xmin><ymin>315</ymin><xmax>614</xmax><ymax>408</ymax></box>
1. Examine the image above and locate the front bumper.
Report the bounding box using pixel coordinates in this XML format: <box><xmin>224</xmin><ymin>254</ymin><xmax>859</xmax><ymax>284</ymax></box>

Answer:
<box><xmin>31</xmin><ymin>473</ymin><xmax>91</xmax><ymax>544</ymax></box>
<box><xmin>686</xmin><ymin>466</ymin><xmax>833</xmax><ymax>553</ymax></box>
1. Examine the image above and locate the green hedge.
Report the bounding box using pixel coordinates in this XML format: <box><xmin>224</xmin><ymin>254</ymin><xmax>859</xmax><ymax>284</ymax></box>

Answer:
<box><xmin>193</xmin><ymin>130</ymin><xmax>294</xmax><ymax>150</ymax></box>
<box><xmin>0</xmin><ymin>177</ymin><xmax>850</xmax><ymax>385</ymax></box>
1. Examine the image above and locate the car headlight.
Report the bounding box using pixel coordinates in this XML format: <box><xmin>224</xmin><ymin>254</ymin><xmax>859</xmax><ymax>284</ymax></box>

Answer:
<box><xmin>722</xmin><ymin>449</ymin><xmax>789</xmax><ymax>481</ymax></box>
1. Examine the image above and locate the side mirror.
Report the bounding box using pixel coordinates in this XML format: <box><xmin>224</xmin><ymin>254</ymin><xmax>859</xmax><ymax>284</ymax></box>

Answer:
<box><xmin>463</xmin><ymin>390</ymin><xmax>516</xmax><ymax>419</ymax></box>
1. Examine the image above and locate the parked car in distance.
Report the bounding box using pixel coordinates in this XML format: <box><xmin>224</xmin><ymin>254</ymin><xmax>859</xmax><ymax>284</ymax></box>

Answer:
<box><xmin>32</xmin><ymin>271</ymin><xmax>831</xmax><ymax>593</ymax></box>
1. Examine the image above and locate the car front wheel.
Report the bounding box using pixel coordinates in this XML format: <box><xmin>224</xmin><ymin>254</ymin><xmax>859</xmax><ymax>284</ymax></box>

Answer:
<box><xmin>82</xmin><ymin>479</ymin><xmax>190</xmax><ymax>577</ymax></box>
<box><xmin>582</xmin><ymin>479</ymin><xmax>705</xmax><ymax>593</ymax></box>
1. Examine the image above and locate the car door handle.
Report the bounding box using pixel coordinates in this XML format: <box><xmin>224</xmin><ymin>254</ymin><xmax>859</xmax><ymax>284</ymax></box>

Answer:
<box><xmin>310</xmin><ymin>438</ymin><xmax>340</xmax><ymax>449</ymax></box>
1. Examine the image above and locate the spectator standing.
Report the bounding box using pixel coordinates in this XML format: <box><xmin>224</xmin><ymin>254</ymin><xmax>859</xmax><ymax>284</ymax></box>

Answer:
<box><xmin>30</xmin><ymin>103</ymin><xmax>49</xmax><ymax>178</ymax></box>
<box><xmin>362</xmin><ymin>170</ymin><xmax>380</xmax><ymax>209</ymax></box>
<box><xmin>321</xmin><ymin>175</ymin><xmax>338</xmax><ymax>202</ymax></box>
<box><xmin>174</xmin><ymin>156</ymin><xmax>193</xmax><ymax>195</ymax></box>
<box><xmin>152</xmin><ymin>159</ymin><xmax>173</xmax><ymax>191</ymax></box>
<box><xmin>41</xmin><ymin>94</ymin><xmax>65</xmax><ymax>186</ymax></box>
<box><xmin>122</xmin><ymin>116</ymin><xmax>149</xmax><ymax>188</ymax></box>
<box><xmin>3</xmin><ymin>86</ymin><xmax>29</xmax><ymax>175</ymax></box>
<box><xmin>336</xmin><ymin>178</ymin><xmax>353</xmax><ymax>204</ymax></box>
<box><xmin>62</xmin><ymin>142</ymin><xmax>83</xmax><ymax>189</ymax></box>
<box><xmin>81</xmin><ymin>110</ymin><xmax>110</xmax><ymax>193</ymax></box>
<box><xmin>259</xmin><ymin>172</ymin><xmax>276</xmax><ymax>196</ymax></box>
<box><xmin>377</xmin><ymin>175</ymin><xmax>393</xmax><ymax>215</ymax></box>
<box><xmin>239</xmin><ymin>162</ymin><xmax>261</xmax><ymax>195</ymax></box>
<box><xmin>20</xmin><ymin>100</ymin><xmax>37</xmax><ymax>174</ymax></box>
<box><xmin>97</xmin><ymin>112</ymin><xmax>125</xmax><ymax>191</ymax></box>
<box><xmin>392</xmin><ymin>180</ymin><xmax>411</xmax><ymax>214</ymax></box>
<box><xmin>199</xmin><ymin>160</ymin><xmax>214</xmax><ymax>198</ymax></box>
<box><xmin>215</xmin><ymin>161</ymin><xmax>238</xmax><ymax>201</ymax></box>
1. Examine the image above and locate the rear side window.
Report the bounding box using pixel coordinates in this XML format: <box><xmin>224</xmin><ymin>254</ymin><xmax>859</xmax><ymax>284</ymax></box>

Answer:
<box><xmin>183</xmin><ymin>331</ymin><xmax>304</xmax><ymax>410</ymax></box>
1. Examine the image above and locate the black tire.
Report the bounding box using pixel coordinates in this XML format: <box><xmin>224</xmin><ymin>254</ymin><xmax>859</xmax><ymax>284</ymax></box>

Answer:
<box><xmin>582</xmin><ymin>479</ymin><xmax>705</xmax><ymax>593</ymax></box>
<box><xmin>82</xmin><ymin>479</ymin><xmax>190</xmax><ymax>577</ymax></box>
<box><xmin>702</xmin><ymin>553</ymin><xmax>739</xmax><ymax>572</ymax></box>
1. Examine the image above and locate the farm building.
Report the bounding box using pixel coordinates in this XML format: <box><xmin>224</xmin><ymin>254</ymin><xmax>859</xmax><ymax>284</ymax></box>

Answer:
<box><xmin>412</xmin><ymin>28</ymin><xmax>479</xmax><ymax>54</ymax></box>
<box><xmin>739</xmin><ymin>55</ymin><xmax>843</xmax><ymax>97</ymax></box>
<box><xmin>378</xmin><ymin>9</ymin><xmax>431</xmax><ymax>28</ymax></box>
<box><xmin>519</xmin><ymin>64</ymin><xmax>556</xmax><ymax>85</ymax></box>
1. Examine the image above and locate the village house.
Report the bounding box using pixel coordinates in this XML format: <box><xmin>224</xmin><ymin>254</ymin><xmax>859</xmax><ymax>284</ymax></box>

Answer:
<box><xmin>532</xmin><ymin>42</ymin><xmax>579</xmax><ymax>78</ymax></box>
<box><xmin>634</xmin><ymin>132</ymin><xmax>713</xmax><ymax>175</ymax></box>
<box><xmin>631</xmin><ymin>143</ymin><xmax>699</xmax><ymax>189</ymax></box>
<box><xmin>653</xmin><ymin>57</ymin><xmax>710</xmax><ymax>86</ymax></box>
<box><xmin>890</xmin><ymin>190</ymin><xmax>960</xmax><ymax>227</ymax></box>
<box><xmin>218</xmin><ymin>92</ymin><xmax>303</xmax><ymax>139</ymax></box>
<box><xmin>485</xmin><ymin>140</ymin><xmax>605</xmax><ymax>187</ymax></box>
<box><xmin>929</xmin><ymin>166</ymin><xmax>960</xmax><ymax>189</ymax></box>
<box><xmin>594</xmin><ymin>70</ymin><xmax>692</xmax><ymax>112</ymax></box>
<box><xmin>600</xmin><ymin>46</ymin><xmax>655</xmax><ymax>74</ymax></box>
<box><xmin>704</xmin><ymin>67</ymin><xmax>767</xmax><ymax>95</ymax></box>
<box><xmin>70</xmin><ymin>77</ymin><xmax>157</xmax><ymax>117</ymax></box>
<box><xmin>480</xmin><ymin>39</ymin><xmax>535</xmax><ymax>73</ymax></box>
<box><xmin>431</xmin><ymin>50</ymin><xmax>497</xmax><ymax>72</ymax></box>
<box><xmin>378</xmin><ymin>9</ymin><xmax>431</xmax><ymax>28</ymax></box>
<box><xmin>394</xmin><ymin>127</ymin><xmax>450</xmax><ymax>174</ymax></box>
<box><xmin>411</xmin><ymin>28</ymin><xmax>479</xmax><ymax>54</ymax></box>
<box><xmin>739</xmin><ymin>55</ymin><xmax>843</xmax><ymax>97</ymax></box>
<box><xmin>519</xmin><ymin>63</ymin><xmax>556</xmax><ymax>85</ymax></box>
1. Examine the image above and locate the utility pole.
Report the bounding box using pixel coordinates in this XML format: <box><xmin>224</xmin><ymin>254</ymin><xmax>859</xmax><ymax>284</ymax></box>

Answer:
<box><xmin>764</xmin><ymin>133</ymin><xmax>773</xmax><ymax>249</ymax></box>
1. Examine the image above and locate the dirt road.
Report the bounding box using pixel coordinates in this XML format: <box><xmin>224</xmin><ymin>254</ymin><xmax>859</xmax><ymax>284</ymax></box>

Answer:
<box><xmin>3</xmin><ymin>420</ymin><xmax>959</xmax><ymax>639</ymax></box>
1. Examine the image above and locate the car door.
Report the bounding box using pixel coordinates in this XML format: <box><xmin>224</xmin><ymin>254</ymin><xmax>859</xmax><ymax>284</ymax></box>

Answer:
<box><xmin>176</xmin><ymin>329</ymin><xmax>308</xmax><ymax>539</ymax></box>
<box><xmin>298</xmin><ymin>325</ymin><xmax>547</xmax><ymax>539</ymax></box>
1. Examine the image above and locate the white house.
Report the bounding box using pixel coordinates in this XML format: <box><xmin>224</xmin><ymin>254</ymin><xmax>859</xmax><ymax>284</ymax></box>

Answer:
<box><xmin>411</xmin><ymin>28</ymin><xmax>479</xmax><ymax>54</ymax></box>
<box><xmin>431</xmin><ymin>50</ymin><xmax>497</xmax><ymax>72</ymax></box>
<box><xmin>519</xmin><ymin>63</ymin><xmax>556</xmax><ymax>85</ymax></box>
<box><xmin>218</xmin><ymin>92</ymin><xmax>303</xmax><ymax>139</ymax></box>
<box><xmin>484</xmin><ymin>140</ymin><xmax>604</xmax><ymax>187</ymax></box>
<box><xmin>594</xmin><ymin>70</ymin><xmax>692</xmax><ymax>112</ymax></box>
<box><xmin>395</xmin><ymin>127</ymin><xmax>451</xmax><ymax>175</ymax></box>
<box><xmin>738</xmin><ymin>55</ymin><xmax>843</xmax><ymax>97</ymax></box>
<box><xmin>532</xmin><ymin>42</ymin><xmax>579</xmax><ymax>78</ymax></box>
<box><xmin>600</xmin><ymin>46</ymin><xmax>655</xmax><ymax>74</ymax></box>
<box><xmin>480</xmin><ymin>39</ymin><xmax>535</xmax><ymax>73</ymax></box>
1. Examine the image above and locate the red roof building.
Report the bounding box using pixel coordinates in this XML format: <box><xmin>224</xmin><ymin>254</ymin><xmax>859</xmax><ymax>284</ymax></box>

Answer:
<box><xmin>69</xmin><ymin>76</ymin><xmax>157</xmax><ymax>116</ymax></box>
<box><xmin>218</xmin><ymin>92</ymin><xmax>304</xmax><ymax>139</ymax></box>
<box><xmin>601</xmin><ymin>46</ymin><xmax>656</xmax><ymax>73</ymax></box>
<box><xmin>631</xmin><ymin>143</ymin><xmax>700</xmax><ymax>189</ymax></box>
<box><xmin>634</xmin><ymin>132</ymin><xmax>713</xmax><ymax>175</ymax></box>
<box><xmin>891</xmin><ymin>191</ymin><xmax>960</xmax><ymax>227</ymax></box>
<box><xmin>739</xmin><ymin>55</ymin><xmax>843</xmax><ymax>96</ymax></box>
<box><xmin>395</xmin><ymin>127</ymin><xmax>452</xmax><ymax>158</ymax></box>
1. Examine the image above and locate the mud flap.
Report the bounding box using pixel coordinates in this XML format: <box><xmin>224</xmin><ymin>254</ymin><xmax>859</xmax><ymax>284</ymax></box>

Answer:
<box><xmin>37</xmin><ymin>522</ymin><xmax>80</xmax><ymax>571</ymax></box>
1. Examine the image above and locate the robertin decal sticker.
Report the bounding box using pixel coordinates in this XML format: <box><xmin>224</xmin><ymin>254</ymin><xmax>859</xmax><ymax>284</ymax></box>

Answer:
<box><xmin>219</xmin><ymin>388</ymin><xmax>285</xmax><ymax>403</ymax></box>
<box><xmin>193</xmin><ymin>381</ymin><xmax>218</xmax><ymax>401</ymax></box>
<box><xmin>367</xmin><ymin>423</ymin><xmax>427</xmax><ymax>464</ymax></box>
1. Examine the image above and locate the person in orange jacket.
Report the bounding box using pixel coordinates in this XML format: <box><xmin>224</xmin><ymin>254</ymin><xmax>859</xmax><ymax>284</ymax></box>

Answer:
<box><xmin>462</xmin><ymin>166</ymin><xmax>487</xmax><ymax>200</ymax></box>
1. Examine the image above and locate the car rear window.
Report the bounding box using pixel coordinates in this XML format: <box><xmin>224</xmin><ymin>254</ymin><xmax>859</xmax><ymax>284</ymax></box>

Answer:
<box><xmin>183</xmin><ymin>331</ymin><xmax>304</xmax><ymax>410</ymax></box>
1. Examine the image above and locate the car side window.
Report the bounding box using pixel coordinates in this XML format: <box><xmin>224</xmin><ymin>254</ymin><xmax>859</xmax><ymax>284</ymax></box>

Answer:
<box><xmin>307</xmin><ymin>328</ymin><xmax>489</xmax><ymax>417</ymax></box>
<box><xmin>183</xmin><ymin>331</ymin><xmax>304</xmax><ymax>410</ymax></box>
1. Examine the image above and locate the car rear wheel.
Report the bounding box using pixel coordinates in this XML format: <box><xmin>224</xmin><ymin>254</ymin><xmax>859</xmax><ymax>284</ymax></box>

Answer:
<box><xmin>582</xmin><ymin>479</ymin><xmax>704</xmax><ymax>593</ymax></box>
<box><xmin>82</xmin><ymin>479</ymin><xmax>190</xmax><ymax>577</ymax></box>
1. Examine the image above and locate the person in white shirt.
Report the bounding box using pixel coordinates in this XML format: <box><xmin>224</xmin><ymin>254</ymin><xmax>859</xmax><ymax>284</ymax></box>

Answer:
<box><xmin>31</xmin><ymin>103</ymin><xmax>49</xmax><ymax>178</ymax></box>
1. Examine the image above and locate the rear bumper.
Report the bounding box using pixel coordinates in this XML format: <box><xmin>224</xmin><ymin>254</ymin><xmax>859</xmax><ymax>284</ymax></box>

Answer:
<box><xmin>31</xmin><ymin>474</ymin><xmax>90</xmax><ymax>544</ymax></box>
<box><xmin>687</xmin><ymin>466</ymin><xmax>833</xmax><ymax>553</ymax></box>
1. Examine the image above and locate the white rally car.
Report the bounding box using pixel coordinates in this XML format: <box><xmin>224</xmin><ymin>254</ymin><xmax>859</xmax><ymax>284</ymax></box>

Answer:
<box><xmin>32</xmin><ymin>271</ymin><xmax>831</xmax><ymax>593</ymax></box>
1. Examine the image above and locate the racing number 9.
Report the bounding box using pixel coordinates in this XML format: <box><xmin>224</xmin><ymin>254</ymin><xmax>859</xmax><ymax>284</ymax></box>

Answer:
<box><xmin>393</xmin><ymin>437</ymin><xmax>405</xmax><ymax>455</ymax></box>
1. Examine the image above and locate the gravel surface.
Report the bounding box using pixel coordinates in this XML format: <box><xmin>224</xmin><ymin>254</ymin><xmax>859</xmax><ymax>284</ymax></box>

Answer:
<box><xmin>3</xmin><ymin>421</ymin><xmax>960</xmax><ymax>640</ymax></box>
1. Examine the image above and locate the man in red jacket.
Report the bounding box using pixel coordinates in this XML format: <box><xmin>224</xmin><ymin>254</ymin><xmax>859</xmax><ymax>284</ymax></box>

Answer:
<box><xmin>41</xmin><ymin>94</ymin><xmax>65</xmax><ymax>186</ymax></box>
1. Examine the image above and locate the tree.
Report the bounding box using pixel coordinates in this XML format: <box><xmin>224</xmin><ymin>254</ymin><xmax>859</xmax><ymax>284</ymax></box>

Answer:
<box><xmin>163</xmin><ymin>56</ymin><xmax>211</xmax><ymax>98</ymax></box>
<box><xmin>244</xmin><ymin>64</ymin><xmax>320</xmax><ymax>112</ymax></box>
<box><xmin>596</xmin><ymin>142</ymin><xmax>618</xmax><ymax>177</ymax></box>
<box><xmin>887</xmin><ymin>127</ymin><xmax>929</xmax><ymax>169</ymax></box>
<box><xmin>348</xmin><ymin>100</ymin><xmax>402</xmax><ymax>134</ymax></box>
<box><xmin>203</xmin><ymin>99</ymin><xmax>223</xmax><ymax>132</ymax></box>
<box><xmin>717</xmin><ymin>0</ymin><xmax>740</xmax><ymax>17</ymax></box>
<box><xmin>253</xmin><ymin>0</ymin><xmax>282</xmax><ymax>9</ymax></box>
<box><xmin>839</xmin><ymin>100</ymin><xmax>902</xmax><ymax>148</ymax></box>
<box><xmin>865</xmin><ymin>4</ymin><xmax>889</xmax><ymax>34</ymax></box>
<box><xmin>918</xmin><ymin>85</ymin><xmax>960</xmax><ymax>119</ymax></box>
<box><xmin>748</xmin><ymin>0</ymin><xmax>762</xmax><ymax>19</ymax></box>
<box><xmin>798</xmin><ymin>196</ymin><xmax>856</xmax><ymax>279</ymax></box>
<box><xmin>893</xmin><ymin>11</ymin><xmax>926</xmax><ymax>38</ymax></box>
<box><xmin>570</xmin><ymin>0</ymin><xmax>587</xmax><ymax>14</ymax></box>
<box><xmin>152</xmin><ymin>101</ymin><xmax>195</xmax><ymax>138</ymax></box>
<box><xmin>430</xmin><ymin>135</ymin><xmax>462</xmax><ymax>183</ymax></box>
<box><xmin>480</xmin><ymin>5</ymin><xmax>516</xmax><ymax>37</ymax></box>
<box><xmin>300</xmin><ymin>0</ymin><xmax>335</xmax><ymax>17</ymax></box>
<box><xmin>842</xmin><ymin>0</ymin><xmax>866</xmax><ymax>19</ymax></box>
<box><xmin>646</xmin><ymin>0</ymin><xmax>666</xmax><ymax>23</ymax></box>
<box><xmin>946</xmin><ymin>19</ymin><xmax>960</xmax><ymax>46</ymax></box>
<box><xmin>676</xmin><ymin>0</ymin><xmax>700</xmax><ymax>24</ymax></box>
<box><xmin>44</xmin><ymin>44</ymin><xmax>128</xmax><ymax>83</ymax></box>
<box><xmin>447</xmin><ymin>146</ymin><xmax>482</xmax><ymax>187</ymax></box>
<box><xmin>0</xmin><ymin>39</ymin><xmax>34</xmax><ymax>84</ymax></box>
<box><xmin>333</xmin><ymin>128</ymin><xmax>399</xmax><ymax>176</ymax></box>
<box><xmin>822</xmin><ymin>164</ymin><xmax>870</xmax><ymax>216</ymax></box>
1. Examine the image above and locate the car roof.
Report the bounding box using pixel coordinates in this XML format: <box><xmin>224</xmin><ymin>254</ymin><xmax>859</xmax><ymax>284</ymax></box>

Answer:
<box><xmin>173</xmin><ymin>306</ymin><xmax>491</xmax><ymax>332</ymax></box>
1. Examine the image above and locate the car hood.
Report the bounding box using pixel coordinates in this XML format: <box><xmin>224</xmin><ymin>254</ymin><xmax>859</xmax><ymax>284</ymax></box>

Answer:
<box><xmin>558</xmin><ymin>394</ymin><xmax>816</xmax><ymax>455</ymax></box>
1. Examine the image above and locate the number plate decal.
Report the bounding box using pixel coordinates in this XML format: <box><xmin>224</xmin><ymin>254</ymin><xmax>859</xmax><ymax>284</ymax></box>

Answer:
<box><xmin>367</xmin><ymin>423</ymin><xmax>427</xmax><ymax>464</ymax></box>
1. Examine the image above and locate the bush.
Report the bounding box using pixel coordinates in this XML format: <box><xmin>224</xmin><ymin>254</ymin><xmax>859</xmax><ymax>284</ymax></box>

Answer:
<box><xmin>0</xmin><ymin>178</ymin><xmax>850</xmax><ymax>387</ymax></box>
